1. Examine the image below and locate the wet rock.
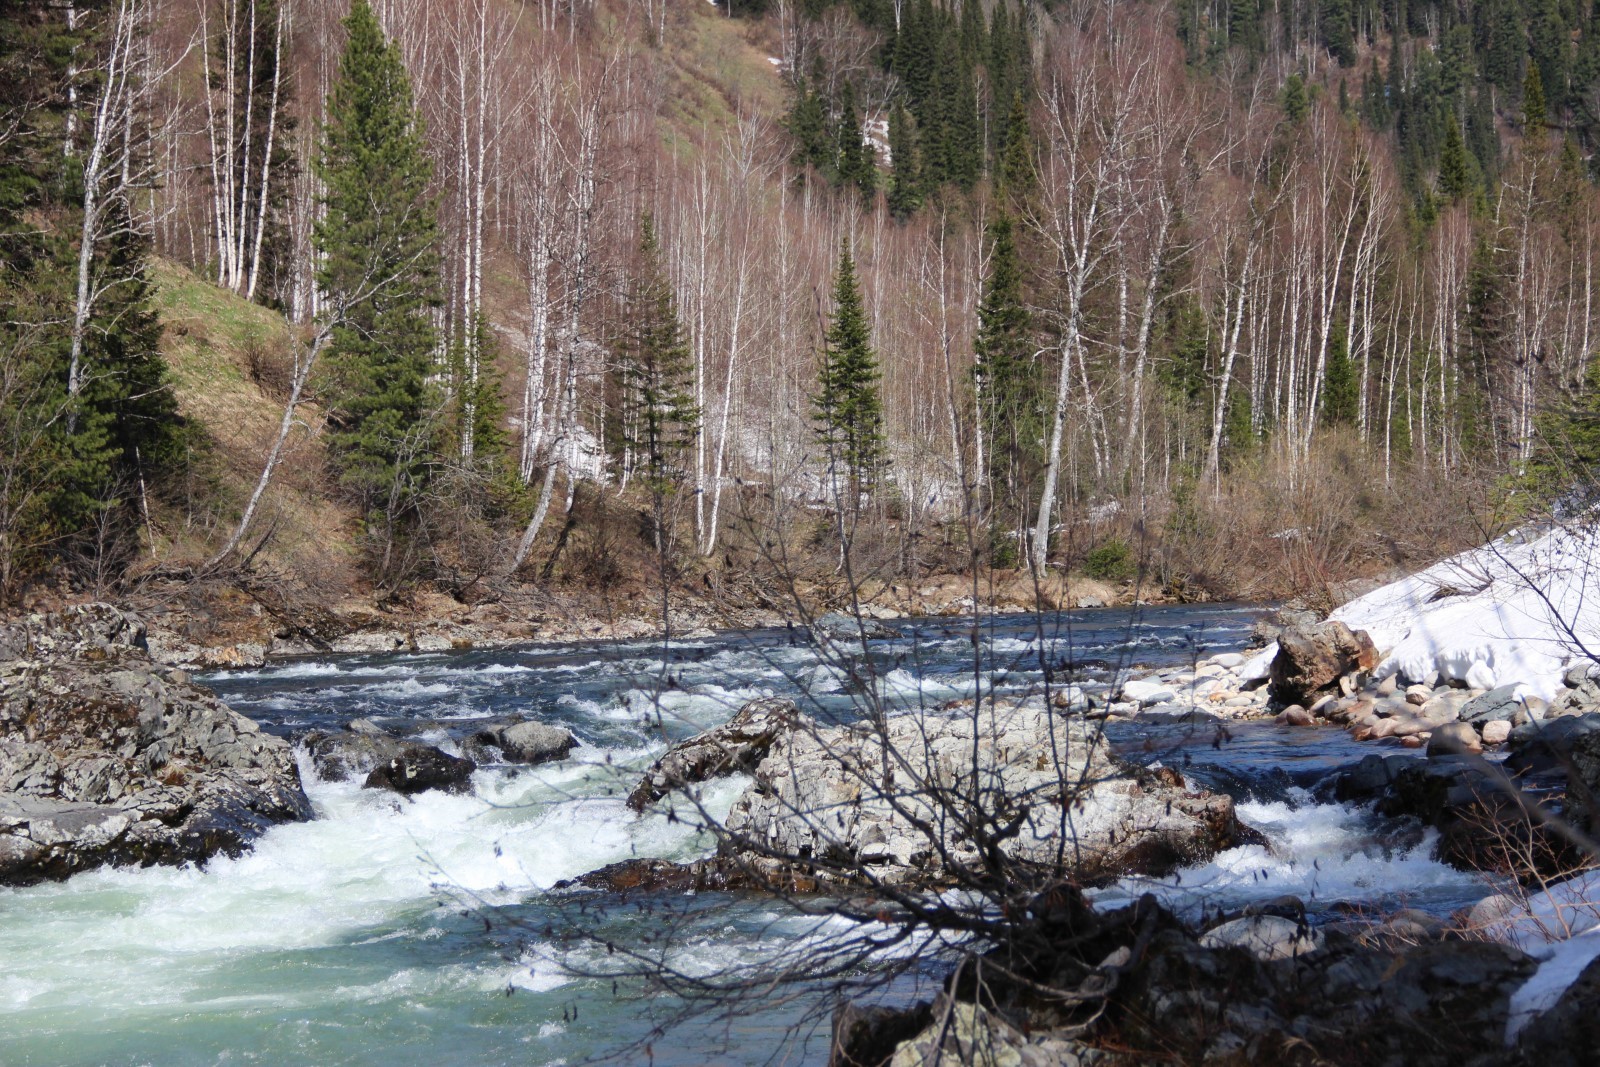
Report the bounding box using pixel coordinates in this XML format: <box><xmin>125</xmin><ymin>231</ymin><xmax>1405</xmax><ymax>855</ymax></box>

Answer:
<box><xmin>1268</xmin><ymin>621</ymin><xmax>1380</xmax><ymax>705</ymax></box>
<box><xmin>627</xmin><ymin>697</ymin><xmax>803</xmax><ymax>812</ymax></box>
<box><xmin>829</xmin><ymin>1001</ymin><xmax>933</xmax><ymax>1067</ymax></box>
<box><xmin>1275</xmin><ymin>706</ymin><xmax>1314</xmax><ymax>727</ymax></box>
<box><xmin>363</xmin><ymin>745</ymin><xmax>475</xmax><ymax>796</ymax></box>
<box><xmin>467</xmin><ymin>720</ymin><xmax>577</xmax><ymax>765</ymax></box>
<box><xmin>1200</xmin><ymin>914</ymin><xmax>1323</xmax><ymax>960</ymax></box>
<box><xmin>811</xmin><ymin>612</ymin><xmax>894</xmax><ymax>643</ymax></box>
<box><xmin>723</xmin><ymin>700</ymin><xmax>1250</xmax><ymax>888</ymax></box>
<box><xmin>0</xmin><ymin>604</ymin><xmax>311</xmax><ymax>885</ymax></box>
<box><xmin>303</xmin><ymin>729</ymin><xmax>474</xmax><ymax>795</ymax></box>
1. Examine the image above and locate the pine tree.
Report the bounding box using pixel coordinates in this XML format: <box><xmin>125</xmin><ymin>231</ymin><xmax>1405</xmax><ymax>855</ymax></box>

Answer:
<box><xmin>887</xmin><ymin>100</ymin><xmax>922</xmax><ymax>218</ymax></box>
<box><xmin>314</xmin><ymin>0</ymin><xmax>441</xmax><ymax>531</ymax></box>
<box><xmin>620</xmin><ymin>215</ymin><xmax>699</xmax><ymax>506</ymax></box>
<box><xmin>814</xmin><ymin>240</ymin><xmax>886</xmax><ymax>501</ymax></box>
<box><xmin>972</xmin><ymin>215</ymin><xmax>1039</xmax><ymax>541</ymax></box>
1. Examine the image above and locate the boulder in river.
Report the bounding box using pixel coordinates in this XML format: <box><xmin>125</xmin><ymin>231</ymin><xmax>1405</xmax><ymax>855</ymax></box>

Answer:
<box><xmin>811</xmin><ymin>612</ymin><xmax>894</xmax><ymax>643</ymax></box>
<box><xmin>303</xmin><ymin>728</ymin><xmax>475</xmax><ymax>795</ymax></box>
<box><xmin>1268</xmin><ymin>620</ymin><xmax>1380</xmax><ymax>705</ymax></box>
<box><xmin>465</xmin><ymin>720</ymin><xmax>577</xmax><ymax>765</ymax></box>
<box><xmin>721</xmin><ymin>699</ymin><xmax>1250</xmax><ymax>888</ymax></box>
<box><xmin>627</xmin><ymin>697</ymin><xmax>804</xmax><ymax>812</ymax></box>
<box><xmin>0</xmin><ymin>604</ymin><xmax>312</xmax><ymax>885</ymax></box>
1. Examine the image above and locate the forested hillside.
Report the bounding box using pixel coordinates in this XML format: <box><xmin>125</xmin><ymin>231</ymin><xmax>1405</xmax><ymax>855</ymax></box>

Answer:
<box><xmin>7</xmin><ymin>0</ymin><xmax>1600</xmax><ymax>622</ymax></box>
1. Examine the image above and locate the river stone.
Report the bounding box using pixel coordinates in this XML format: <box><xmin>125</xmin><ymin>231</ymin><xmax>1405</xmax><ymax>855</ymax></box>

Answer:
<box><xmin>1121</xmin><ymin>678</ymin><xmax>1177</xmax><ymax>706</ymax></box>
<box><xmin>0</xmin><ymin>604</ymin><xmax>312</xmax><ymax>885</ymax></box>
<box><xmin>722</xmin><ymin>699</ymin><xmax>1248</xmax><ymax>888</ymax></box>
<box><xmin>1268</xmin><ymin>621</ymin><xmax>1380</xmax><ymax>705</ymax></box>
<box><xmin>1200</xmin><ymin>914</ymin><xmax>1324</xmax><ymax>960</ymax></box>
<box><xmin>468</xmin><ymin>721</ymin><xmax>577</xmax><ymax>765</ymax></box>
<box><xmin>363</xmin><ymin>745</ymin><xmax>475</xmax><ymax>796</ymax></box>
<box><xmin>1210</xmin><ymin>652</ymin><xmax>1245</xmax><ymax>669</ymax></box>
<box><xmin>1406</xmin><ymin>684</ymin><xmax>1432</xmax><ymax>705</ymax></box>
<box><xmin>810</xmin><ymin>612</ymin><xmax>893</xmax><ymax>643</ymax></box>
<box><xmin>1427</xmin><ymin>722</ymin><xmax>1482</xmax><ymax>756</ymax></box>
<box><xmin>1461</xmin><ymin>685</ymin><xmax>1523</xmax><ymax>726</ymax></box>
<box><xmin>627</xmin><ymin>698</ymin><xmax>803</xmax><ymax>812</ymax></box>
<box><xmin>1481</xmin><ymin>719</ymin><xmax>1512</xmax><ymax>746</ymax></box>
<box><xmin>1417</xmin><ymin>691</ymin><xmax>1472</xmax><ymax>726</ymax></box>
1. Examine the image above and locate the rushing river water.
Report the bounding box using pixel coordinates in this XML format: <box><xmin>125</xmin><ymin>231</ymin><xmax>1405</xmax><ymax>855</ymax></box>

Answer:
<box><xmin>0</xmin><ymin>605</ymin><xmax>1492</xmax><ymax>1066</ymax></box>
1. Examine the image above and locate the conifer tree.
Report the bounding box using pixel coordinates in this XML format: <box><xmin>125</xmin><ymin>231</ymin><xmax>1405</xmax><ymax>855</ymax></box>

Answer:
<box><xmin>887</xmin><ymin>100</ymin><xmax>922</xmax><ymax>218</ymax></box>
<box><xmin>1321</xmin><ymin>322</ymin><xmax>1359</xmax><ymax>426</ymax></box>
<box><xmin>836</xmin><ymin>83</ymin><xmax>876</xmax><ymax>200</ymax></box>
<box><xmin>620</xmin><ymin>215</ymin><xmax>699</xmax><ymax>508</ymax></box>
<box><xmin>1524</xmin><ymin>62</ymin><xmax>1548</xmax><ymax>133</ymax></box>
<box><xmin>1320</xmin><ymin>0</ymin><xmax>1356</xmax><ymax>67</ymax></box>
<box><xmin>814</xmin><ymin>240</ymin><xmax>886</xmax><ymax>502</ymax></box>
<box><xmin>972</xmin><ymin>215</ymin><xmax>1039</xmax><ymax>551</ymax></box>
<box><xmin>997</xmin><ymin>91</ymin><xmax>1035</xmax><ymax>200</ymax></box>
<box><xmin>1439</xmin><ymin>111</ymin><xmax>1473</xmax><ymax>201</ymax></box>
<box><xmin>788</xmin><ymin>84</ymin><xmax>833</xmax><ymax>178</ymax></box>
<box><xmin>1282</xmin><ymin>73</ymin><xmax>1309</xmax><ymax>124</ymax></box>
<box><xmin>315</xmin><ymin>0</ymin><xmax>441</xmax><ymax>536</ymax></box>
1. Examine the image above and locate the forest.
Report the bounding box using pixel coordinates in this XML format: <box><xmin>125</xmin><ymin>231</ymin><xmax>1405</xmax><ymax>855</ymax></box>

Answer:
<box><xmin>6</xmin><ymin>0</ymin><xmax>1600</xmax><ymax>621</ymax></box>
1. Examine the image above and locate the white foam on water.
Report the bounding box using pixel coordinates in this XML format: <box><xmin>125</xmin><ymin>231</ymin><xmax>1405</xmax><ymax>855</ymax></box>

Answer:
<box><xmin>0</xmin><ymin>759</ymin><xmax>738</xmax><ymax>1027</ymax></box>
<box><xmin>1092</xmin><ymin>793</ymin><xmax>1484</xmax><ymax>916</ymax></box>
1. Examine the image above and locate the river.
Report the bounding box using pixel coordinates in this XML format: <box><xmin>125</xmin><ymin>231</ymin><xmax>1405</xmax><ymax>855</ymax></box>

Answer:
<box><xmin>0</xmin><ymin>605</ymin><xmax>1490</xmax><ymax>1065</ymax></box>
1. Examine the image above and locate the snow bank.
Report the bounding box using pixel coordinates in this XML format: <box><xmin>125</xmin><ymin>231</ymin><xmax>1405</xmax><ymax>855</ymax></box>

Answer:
<box><xmin>1474</xmin><ymin>871</ymin><xmax>1600</xmax><ymax>1042</ymax></box>
<box><xmin>1244</xmin><ymin>522</ymin><xmax>1600</xmax><ymax>702</ymax></box>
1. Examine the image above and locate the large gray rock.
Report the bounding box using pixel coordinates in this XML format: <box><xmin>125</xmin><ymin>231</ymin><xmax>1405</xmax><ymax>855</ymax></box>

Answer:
<box><xmin>1460</xmin><ymin>685</ymin><xmax>1524</xmax><ymax>726</ymax></box>
<box><xmin>1268</xmin><ymin>621</ymin><xmax>1380</xmax><ymax>705</ymax></box>
<box><xmin>0</xmin><ymin>604</ymin><xmax>311</xmax><ymax>885</ymax></box>
<box><xmin>722</xmin><ymin>700</ymin><xmax>1247</xmax><ymax>888</ymax></box>
<box><xmin>466</xmin><ymin>720</ymin><xmax>577</xmax><ymax>765</ymax></box>
<box><xmin>627</xmin><ymin>697</ymin><xmax>803</xmax><ymax>812</ymax></box>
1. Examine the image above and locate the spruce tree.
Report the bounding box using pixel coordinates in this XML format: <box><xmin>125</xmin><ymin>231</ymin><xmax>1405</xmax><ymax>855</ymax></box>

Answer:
<box><xmin>972</xmin><ymin>215</ymin><xmax>1039</xmax><ymax>549</ymax></box>
<box><xmin>836</xmin><ymin>83</ymin><xmax>877</xmax><ymax>199</ymax></box>
<box><xmin>887</xmin><ymin>100</ymin><xmax>922</xmax><ymax>218</ymax></box>
<box><xmin>814</xmin><ymin>240</ymin><xmax>886</xmax><ymax>501</ymax></box>
<box><xmin>620</xmin><ymin>215</ymin><xmax>699</xmax><ymax>506</ymax></box>
<box><xmin>1320</xmin><ymin>322</ymin><xmax>1359</xmax><ymax>426</ymax></box>
<box><xmin>314</xmin><ymin>0</ymin><xmax>441</xmax><ymax>528</ymax></box>
<box><xmin>997</xmin><ymin>90</ymin><xmax>1034</xmax><ymax>200</ymax></box>
<box><xmin>788</xmin><ymin>84</ymin><xmax>833</xmax><ymax>179</ymax></box>
<box><xmin>1439</xmin><ymin>111</ymin><xmax>1473</xmax><ymax>201</ymax></box>
<box><xmin>1281</xmin><ymin>73</ymin><xmax>1309</xmax><ymax>124</ymax></box>
<box><xmin>1524</xmin><ymin>62</ymin><xmax>1548</xmax><ymax>133</ymax></box>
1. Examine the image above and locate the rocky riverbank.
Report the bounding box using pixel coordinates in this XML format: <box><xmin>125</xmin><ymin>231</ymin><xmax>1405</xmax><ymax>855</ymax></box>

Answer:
<box><xmin>0</xmin><ymin>604</ymin><xmax>312</xmax><ymax>885</ymax></box>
